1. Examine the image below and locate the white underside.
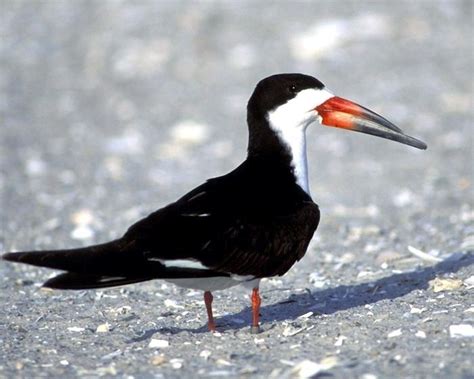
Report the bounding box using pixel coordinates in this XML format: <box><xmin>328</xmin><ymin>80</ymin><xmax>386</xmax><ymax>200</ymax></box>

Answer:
<box><xmin>151</xmin><ymin>258</ymin><xmax>208</xmax><ymax>270</ymax></box>
<box><xmin>166</xmin><ymin>277</ymin><xmax>260</xmax><ymax>292</ymax></box>
<box><xmin>153</xmin><ymin>257</ymin><xmax>260</xmax><ymax>291</ymax></box>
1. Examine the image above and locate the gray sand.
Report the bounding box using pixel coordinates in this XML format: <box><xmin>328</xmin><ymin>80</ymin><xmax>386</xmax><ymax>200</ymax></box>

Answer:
<box><xmin>1</xmin><ymin>2</ymin><xmax>472</xmax><ymax>378</ymax></box>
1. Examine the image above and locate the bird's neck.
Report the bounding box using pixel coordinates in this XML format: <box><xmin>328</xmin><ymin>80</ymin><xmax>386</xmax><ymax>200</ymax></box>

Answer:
<box><xmin>282</xmin><ymin>130</ymin><xmax>310</xmax><ymax>194</ymax></box>
<box><xmin>246</xmin><ymin>114</ymin><xmax>310</xmax><ymax>195</ymax></box>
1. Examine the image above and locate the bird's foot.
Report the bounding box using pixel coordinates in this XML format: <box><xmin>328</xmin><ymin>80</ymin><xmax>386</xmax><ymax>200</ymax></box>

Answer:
<box><xmin>250</xmin><ymin>325</ymin><xmax>261</xmax><ymax>334</ymax></box>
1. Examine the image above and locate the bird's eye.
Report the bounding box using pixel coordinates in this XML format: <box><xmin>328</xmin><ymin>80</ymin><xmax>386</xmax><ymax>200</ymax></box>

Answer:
<box><xmin>288</xmin><ymin>85</ymin><xmax>297</xmax><ymax>93</ymax></box>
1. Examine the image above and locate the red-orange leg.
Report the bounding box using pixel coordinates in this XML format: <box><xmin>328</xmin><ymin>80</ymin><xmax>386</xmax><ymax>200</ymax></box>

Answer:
<box><xmin>251</xmin><ymin>287</ymin><xmax>261</xmax><ymax>334</ymax></box>
<box><xmin>204</xmin><ymin>291</ymin><xmax>216</xmax><ymax>332</ymax></box>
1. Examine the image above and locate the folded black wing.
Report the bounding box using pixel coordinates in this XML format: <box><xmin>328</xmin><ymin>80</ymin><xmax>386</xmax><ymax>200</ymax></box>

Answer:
<box><xmin>123</xmin><ymin>165</ymin><xmax>320</xmax><ymax>278</ymax></box>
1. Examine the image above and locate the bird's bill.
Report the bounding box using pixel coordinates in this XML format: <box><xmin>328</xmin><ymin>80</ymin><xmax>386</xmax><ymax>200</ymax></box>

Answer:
<box><xmin>315</xmin><ymin>96</ymin><xmax>427</xmax><ymax>150</ymax></box>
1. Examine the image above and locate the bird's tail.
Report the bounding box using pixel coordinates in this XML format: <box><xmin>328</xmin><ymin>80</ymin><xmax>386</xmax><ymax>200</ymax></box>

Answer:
<box><xmin>2</xmin><ymin>239</ymin><xmax>155</xmax><ymax>290</ymax></box>
<box><xmin>3</xmin><ymin>239</ymin><xmax>229</xmax><ymax>290</ymax></box>
<box><xmin>3</xmin><ymin>240</ymin><xmax>127</xmax><ymax>273</ymax></box>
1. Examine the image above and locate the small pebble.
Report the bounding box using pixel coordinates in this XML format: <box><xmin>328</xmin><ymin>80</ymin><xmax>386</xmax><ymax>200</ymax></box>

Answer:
<box><xmin>283</xmin><ymin>326</ymin><xmax>306</xmax><ymax>337</ymax></box>
<box><xmin>148</xmin><ymin>339</ymin><xmax>169</xmax><ymax>349</ymax></box>
<box><xmin>164</xmin><ymin>299</ymin><xmax>184</xmax><ymax>309</ymax></box>
<box><xmin>169</xmin><ymin>358</ymin><xmax>183</xmax><ymax>369</ymax></box>
<box><xmin>67</xmin><ymin>326</ymin><xmax>85</xmax><ymax>333</ymax></box>
<box><xmin>290</xmin><ymin>356</ymin><xmax>338</xmax><ymax>378</ymax></box>
<box><xmin>464</xmin><ymin>275</ymin><xmax>474</xmax><ymax>287</ymax></box>
<box><xmin>360</xmin><ymin>375</ymin><xmax>377</xmax><ymax>379</ymax></box>
<box><xmin>70</xmin><ymin>225</ymin><xmax>94</xmax><ymax>240</ymax></box>
<box><xmin>113</xmin><ymin>306</ymin><xmax>131</xmax><ymax>315</ymax></box>
<box><xmin>150</xmin><ymin>355</ymin><xmax>166</xmax><ymax>366</ymax></box>
<box><xmin>96</xmin><ymin>323</ymin><xmax>110</xmax><ymax>333</ymax></box>
<box><xmin>71</xmin><ymin>209</ymin><xmax>94</xmax><ymax>225</ymax></box>
<box><xmin>320</xmin><ymin>356</ymin><xmax>338</xmax><ymax>368</ymax></box>
<box><xmin>393</xmin><ymin>189</ymin><xmax>415</xmax><ymax>207</ymax></box>
<box><xmin>334</xmin><ymin>335</ymin><xmax>347</xmax><ymax>346</ymax></box>
<box><xmin>387</xmin><ymin>329</ymin><xmax>402</xmax><ymax>338</ymax></box>
<box><xmin>216</xmin><ymin>359</ymin><xmax>232</xmax><ymax>366</ymax></box>
<box><xmin>429</xmin><ymin>278</ymin><xmax>463</xmax><ymax>293</ymax></box>
<box><xmin>415</xmin><ymin>330</ymin><xmax>427</xmax><ymax>339</ymax></box>
<box><xmin>25</xmin><ymin>158</ymin><xmax>47</xmax><ymax>176</ymax></box>
<box><xmin>290</xmin><ymin>360</ymin><xmax>324</xmax><ymax>378</ymax></box>
<box><xmin>408</xmin><ymin>246</ymin><xmax>441</xmax><ymax>263</ymax></box>
<box><xmin>297</xmin><ymin>312</ymin><xmax>314</xmax><ymax>320</ymax></box>
<box><xmin>449</xmin><ymin>324</ymin><xmax>474</xmax><ymax>338</ymax></box>
<box><xmin>308</xmin><ymin>272</ymin><xmax>328</xmax><ymax>288</ymax></box>
<box><xmin>199</xmin><ymin>350</ymin><xmax>211</xmax><ymax>360</ymax></box>
<box><xmin>170</xmin><ymin>120</ymin><xmax>209</xmax><ymax>145</ymax></box>
<box><xmin>410</xmin><ymin>306</ymin><xmax>426</xmax><ymax>314</ymax></box>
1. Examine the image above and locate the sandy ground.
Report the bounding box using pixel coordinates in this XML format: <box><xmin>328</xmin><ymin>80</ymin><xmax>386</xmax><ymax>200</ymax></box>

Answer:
<box><xmin>1</xmin><ymin>1</ymin><xmax>473</xmax><ymax>378</ymax></box>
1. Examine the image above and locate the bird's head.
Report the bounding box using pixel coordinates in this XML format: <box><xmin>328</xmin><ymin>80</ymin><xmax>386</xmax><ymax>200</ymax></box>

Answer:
<box><xmin>247</xmin><ymin>73</ymin><xmax>427</xmax><ymax>154</ymax></box>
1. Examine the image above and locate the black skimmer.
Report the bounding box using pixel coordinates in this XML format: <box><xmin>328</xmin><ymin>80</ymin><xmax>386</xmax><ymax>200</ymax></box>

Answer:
<box><xmin>3</xmin><ymin>73</ymin><xmax>427</xmax><ymax>333</ymax></box>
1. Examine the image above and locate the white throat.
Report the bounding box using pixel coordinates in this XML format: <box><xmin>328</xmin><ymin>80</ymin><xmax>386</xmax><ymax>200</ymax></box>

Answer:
<box><xmin>266</xmin><ymin>88</ymin><xmax>334</xmax><ymax>195</ymax></box>
<box><xmin>292</xmin><ymin>131</ymin><xmax>310</xmax><ymax>194</ymax></box>
<box><xmin>272</xmin><ymin>124</ymin><xmax>310</xmax><ymax>194</ymax></box>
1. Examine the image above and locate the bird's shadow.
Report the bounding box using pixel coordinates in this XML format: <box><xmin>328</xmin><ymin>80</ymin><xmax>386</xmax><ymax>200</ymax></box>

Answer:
<box><xmin>128</xmin><ymin>252</ymin><xmax>472</xmax><ymax>340</ymax></box>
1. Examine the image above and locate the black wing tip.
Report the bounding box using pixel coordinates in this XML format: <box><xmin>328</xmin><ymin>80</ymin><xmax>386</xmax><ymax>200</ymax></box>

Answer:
<box><xmin>42</xmin><ymin>273</ymin><xmax>80</xmax><ymax>290</ymax></box>
<box><xmin>42</xmin><ymin>272</ymin><xmax>155</xmax><ymax>290</ymax></box>
<box><xmin>42</xmin><ymin>278</ymin><xmax>65</xmax><ymax>290</ymax></box>
<box><xmin>2</xmin><ymin>251</ymin><xmax>47</xmax><ymax>264</ymax></box>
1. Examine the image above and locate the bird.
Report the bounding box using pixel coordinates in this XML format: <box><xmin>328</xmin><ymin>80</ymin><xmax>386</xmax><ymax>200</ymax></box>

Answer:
<box><xmin>2</xmin><ymin>73</ymin><xmax>427</xmax><ymax>333</ymax></box>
